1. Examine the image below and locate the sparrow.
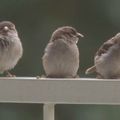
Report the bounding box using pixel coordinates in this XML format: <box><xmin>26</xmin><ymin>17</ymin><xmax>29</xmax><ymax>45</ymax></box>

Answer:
<box><xmin>42</xmin><ymin>26</ymin><xmax>84</xmax><ymax>78</ymax></box>
<box><xmin>0</xmin><ymin>21</ymin><xmax>23</xmax><ymax>76</ymax></box>
<box><xmin>85</xmin><ymin>33</ymin><xmax>120</xmax><ymax>79</ymax></box>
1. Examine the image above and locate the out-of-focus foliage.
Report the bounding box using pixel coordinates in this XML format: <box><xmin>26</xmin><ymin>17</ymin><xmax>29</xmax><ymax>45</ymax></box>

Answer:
<box><xmin>0</xmin><ymin>0</ymin><xmax>120</xmax><ymax>120</ymax></box>
<box><xmin>0</xmin><ymin>0</ymin><xmax>119</xmax><ymax>77</ymax></box>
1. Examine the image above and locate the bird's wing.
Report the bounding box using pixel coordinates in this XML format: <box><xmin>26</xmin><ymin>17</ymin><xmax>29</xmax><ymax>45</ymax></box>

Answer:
<box><xmin>85</xmin><ymin>35</ymin><xmax>117</xmax><ymax>75</ymax></box>
<box><xmin>95</xmin><ymin>37</ymin><xmax>116</xmax><ymax>57</ymax></box>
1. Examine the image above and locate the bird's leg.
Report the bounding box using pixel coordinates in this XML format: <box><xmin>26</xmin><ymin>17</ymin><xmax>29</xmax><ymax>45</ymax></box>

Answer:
<box><xmin>96</xmin><ymin>72</ymin><xmax>104</xmax><ymax>79</ymax></box>
<box><xmin>74</xmin><ymin>74</ymin><xmax>80</xmax><ymax>78</ymax></box>
<box><xmin>5</xmin><ymin>71</ymin><xmax>16</xmax><ymax>77</ymax></box>
<box><xmin>36</xmin><ymin>74</ymin><xmax>46</xmax><ymax>79</ymax></box>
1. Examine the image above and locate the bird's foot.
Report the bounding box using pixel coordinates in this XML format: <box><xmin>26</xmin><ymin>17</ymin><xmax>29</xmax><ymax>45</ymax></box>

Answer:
<box><xmin>5</xmin><ymin>71</ymin><xmax>16</xmax><ymax>77</ymax></box>
<box><xmin>36</xmin><ymin>74</ymin><xmax>46</xmax><ymax>79</ymax></box>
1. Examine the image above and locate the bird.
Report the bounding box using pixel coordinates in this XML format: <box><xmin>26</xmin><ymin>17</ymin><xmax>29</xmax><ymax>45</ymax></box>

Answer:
<box><xmin>42</xmin><ymin>26</ymin><xmax>83</xmax><ymax>78</ymax></box>
<box><xmin>0</xmin><ymin>21</ymin><xmax>23</xmax><ymax>76</ymax></box>
<box><xmin>85</xmin><ymin>33</ymin><xmax>120</xmax><ymax>79</ymax></box>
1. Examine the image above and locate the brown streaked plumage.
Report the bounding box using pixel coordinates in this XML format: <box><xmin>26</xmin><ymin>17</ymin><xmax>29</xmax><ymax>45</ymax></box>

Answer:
<box><xmin>85</xmin><ymin>33</ymin><xmax>120</xmax><ymax>79</ymax></box>
<box><xmin>42</xmin><ymin>26</ymin><xmax>83</xmax><ymax>78</ymax></box>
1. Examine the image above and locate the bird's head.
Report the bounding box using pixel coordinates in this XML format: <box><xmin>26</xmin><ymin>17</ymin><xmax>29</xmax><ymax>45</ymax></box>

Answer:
<box><xmin>50</xmin><ymin>26</ymin><xmax>84</xmax><ymax>44</ymax></box>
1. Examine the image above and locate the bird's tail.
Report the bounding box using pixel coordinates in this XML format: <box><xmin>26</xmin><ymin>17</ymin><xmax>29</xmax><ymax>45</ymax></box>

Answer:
<box><xmin>85</xmin><ymin>65</ymin><xmax>96</xmax><ymax>75</ymax></box>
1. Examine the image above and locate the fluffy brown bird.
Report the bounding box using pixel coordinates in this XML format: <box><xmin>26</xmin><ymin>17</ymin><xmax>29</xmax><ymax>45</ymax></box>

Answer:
<box><xmin>42</xmin><ymin>26</ymin><xmax>83</xmax><ymax>78</ymax></box>
<box><xmin>0</xmin><ymin>21</ymin><xmax>23</xmax><ymax>76</ymax></box>
<box><xmin>85</xmin><ymin>33</ymin><xmax>120</xmax><ymax>79</ymax></box>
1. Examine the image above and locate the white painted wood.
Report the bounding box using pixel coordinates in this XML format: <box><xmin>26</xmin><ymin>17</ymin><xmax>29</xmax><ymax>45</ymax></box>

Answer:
<box><xmin>43</xmin><ymin>104</ymin><xmax>55</xmax><ymax>120</ymax></box>
<box><xmin>0</xmin><ymin>77</ymin><xmax>119</xmax><ymax>104</ymax></box>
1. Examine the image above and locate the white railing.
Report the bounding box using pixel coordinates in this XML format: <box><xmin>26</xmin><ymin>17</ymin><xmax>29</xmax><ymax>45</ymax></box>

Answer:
<box><xmin>0</xmin><ymin>77</ymin><xmax>120</xmax><ymax>120</ymax></box>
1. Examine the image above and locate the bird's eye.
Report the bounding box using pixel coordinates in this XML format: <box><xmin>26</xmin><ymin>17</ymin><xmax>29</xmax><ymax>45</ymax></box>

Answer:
<box><xmin>70</xmin><ymin>29</ymin><xmax>76</xmax><ymax>35</ymax></box>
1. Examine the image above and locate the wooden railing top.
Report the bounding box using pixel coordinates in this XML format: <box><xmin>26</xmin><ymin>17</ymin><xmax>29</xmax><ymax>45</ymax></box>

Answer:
<box><xmin>0</xmin><ymin>77</ymin><xmax>119</xmax><ymax>105</ymax></box>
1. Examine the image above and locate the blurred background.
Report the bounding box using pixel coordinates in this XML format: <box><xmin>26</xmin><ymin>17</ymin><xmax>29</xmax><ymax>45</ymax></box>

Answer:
<box><xmin>0</xmin><ymin>0</ymin><xmax>120</xmax><ymax>119</ymax></box>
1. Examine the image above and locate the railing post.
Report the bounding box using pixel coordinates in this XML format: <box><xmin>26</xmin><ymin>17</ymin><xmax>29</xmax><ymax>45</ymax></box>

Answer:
<box><xmin>43</xmin><ymin>104</ymin><xmax>55</xmax><ymax>120</ymax></box>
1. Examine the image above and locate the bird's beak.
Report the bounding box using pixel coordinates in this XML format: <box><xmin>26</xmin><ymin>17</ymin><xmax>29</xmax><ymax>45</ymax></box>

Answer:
<box><xmin>3</xmin><ymin>26</ymin><xmax>9</xmax><ymax>31</ymax></box>
<box><xmin>77</xmin><ymin>32</ymin><xmax>84</xmax><ymax>38</ymax></box>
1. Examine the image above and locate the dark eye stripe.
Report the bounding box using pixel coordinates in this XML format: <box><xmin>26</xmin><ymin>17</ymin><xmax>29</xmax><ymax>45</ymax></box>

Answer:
<box><xmin>71</xmin><ymin>29</ymin><xmax>76</xmax><ymax>35</ymax></box>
